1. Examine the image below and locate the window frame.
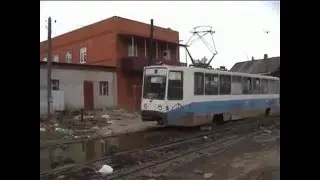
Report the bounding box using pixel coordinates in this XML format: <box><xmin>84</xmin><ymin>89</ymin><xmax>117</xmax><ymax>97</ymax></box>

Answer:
<box><xmin>204</xmin><ymin>73</ymin><xmax>219</xmax><ymax>95</ymax></box>
<box><xmin>242</xmin><ymin>76</ymin><xmax>252</xmax><ymax>94</ymax></box>
<box><xmin>194</xmin><ymin>72</ymin><xmax>204</xmax><ymax>95</ymax></box>
<box><xmin>99</xmin><ymin>81</ymin><xmax>109</xmax><ymax>96</ymax></box>
<box><xmin>53</xmin><ymin>54</ymin><xmax>59</xmax><ymax>62</ymax></box>
<box><xmin>167</xmin><ymin>70</ymin><xmax>184</xmax><ymax>100</ymax></box>
<box><xmin>219</xmin><ymin>74</ymin><xmax>231</xmax><ymax>95</ymax></box>
<box><xmin>128</xmin><ymin>44</ymin><xmax>138</xmax><ymax>57</ymax></box>
<box><xmin>65</xmin><ymin>51</ymin><xmax>72</xmax><ymax>63</ymax></box>
<box><xmin>51</xmin><ymin>79</ymin><xmax>60</xmax><ymax>91</ymax></box>
<box><xmin>80</xmin><ymin>47</ymin><xmax>87</xmax><ymax>64</ymax></box>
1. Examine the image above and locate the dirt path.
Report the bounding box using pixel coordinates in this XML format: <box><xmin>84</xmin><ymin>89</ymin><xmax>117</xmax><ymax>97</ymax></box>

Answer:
<box><xmin>157</xmin><ymin>127</ymin><xmax>280</xmax><ymax>180</ymax></box>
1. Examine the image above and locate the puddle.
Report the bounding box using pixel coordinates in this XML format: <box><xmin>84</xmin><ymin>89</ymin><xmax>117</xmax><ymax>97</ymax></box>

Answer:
<box><xmin>40</xmin><ymin>127</ymin><xmax>200</xmax><ymax>172</ymax></box>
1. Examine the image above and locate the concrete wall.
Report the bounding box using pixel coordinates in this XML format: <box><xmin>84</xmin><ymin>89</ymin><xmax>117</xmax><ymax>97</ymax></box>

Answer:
<box><xmin>40</xmin><ymin>67</ymin><xmax>117</xmax><ymax>110</ymax></box>
<box><xmin>40</xmin><ymin>90</ymin><xmax>65</xmax><ymax>114</ymax></box>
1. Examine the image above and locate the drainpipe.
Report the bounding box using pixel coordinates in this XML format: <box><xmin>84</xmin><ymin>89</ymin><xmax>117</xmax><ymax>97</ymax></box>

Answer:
<box><xmin>156</xmin><ymin>42</ymin><xmax>158</xmax><ymax>60</ymax></box>
<box><xmin>166</xmin><ymin>43</ymin><xmax>169</xmax><ymax>61</ymax></box>
<box><xmin>148</xmin><ymin>19</ymin><xmax>153</xmax><ymax>65</ymax></box>
<box><xmin>144</xmin><ymin>39</ymin><xmax>147</xmax><ymax>58</ymax></box>
<box><xmin>131</xmin><ymin>36</ymin><xmax>134</xmax><ymax>56</ymax></box>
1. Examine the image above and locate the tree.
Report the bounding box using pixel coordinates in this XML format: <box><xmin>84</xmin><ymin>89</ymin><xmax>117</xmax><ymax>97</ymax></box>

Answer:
<box><xmin>194</xmin><ymin>56</ymin><xmax>208</xmax><ymax>64</ymax></box>
<box><xmin>216</xmin><ymin>66</ymin><xmax>228</xmax><ymax>71</ymax></box>
<box><xmin>200</xmin><ymin>56</ymin><xmax>208</xmax><ymax>63</ymax></box>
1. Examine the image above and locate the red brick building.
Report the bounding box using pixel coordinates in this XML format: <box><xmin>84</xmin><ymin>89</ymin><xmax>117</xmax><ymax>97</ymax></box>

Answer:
<box><xmin>40</xmin><ymin>16</ymin><xmax>181</xmax><ymax>109</ymax></box>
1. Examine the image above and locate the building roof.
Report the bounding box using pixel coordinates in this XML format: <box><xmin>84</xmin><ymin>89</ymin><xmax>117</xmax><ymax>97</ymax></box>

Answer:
<box><xmin>40</xmin><ymin>61</ymin><xmax>116</xmax><ymax>71</ymax></box>
<box><xmin>230</xmin><ymin>56</ymin><xmax>280</xmax><ymax>75</ymax></box>
<box><xmin>40</xmin><ymin>16</ymin><xmax>179</xmax><ymax>52</ymax></box>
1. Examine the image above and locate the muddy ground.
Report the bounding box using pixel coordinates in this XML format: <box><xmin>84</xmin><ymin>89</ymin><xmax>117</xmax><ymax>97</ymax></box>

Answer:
<box><xmin>41</xmin><ymin>116</ymin><xmax>279</xmax><ymax>180</ymax></box>
<box><xmin>40</xmin><ymin>108</ymin><xmax>156</xmax><ymax>144</ymax></box>
<box><xmin>137</xmin><ymin>125</ymin><xmax>280</xmax><ymax>180</ymax></box>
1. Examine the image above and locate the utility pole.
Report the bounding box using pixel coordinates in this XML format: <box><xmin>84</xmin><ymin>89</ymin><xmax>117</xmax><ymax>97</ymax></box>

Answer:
<box><xmin>47</xmin><ymin>17</ymin><xmax>52</xmax><ymax>117</ymax></box>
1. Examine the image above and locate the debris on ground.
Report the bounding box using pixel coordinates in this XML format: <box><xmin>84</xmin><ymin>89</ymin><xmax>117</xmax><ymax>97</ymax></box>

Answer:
<box><xmin>260</xmin><ymin>127</ymin><xmax>272</xmax><ymax>134</ymax></box>
<box><xmin>204</xmin><ymin>172</ymin><xmax>214</xmax><ymax>179</ymax></box>
<box><xmin>40</xmin><ymin>108</ymin><xmax>156</xmax><ymax>143</ymax></box>
<box><xmin>55</xmin><ymin>127</ymin><xmax>74</xmax><ymax>135</ymax></box>
<box><xmin>57</xmin><ymin>175</ymin><xmax>66</xmax><ymax>179</ymax></box>
<box><xmin>97</xmin><ymin>164</ymin><xmax>113</xmax><ymax>176</ymax></box>
<box><xmin>200</xmin><ymin>126</ymin><xmax>212</xmax><ymax>131</ymax></box>
<box><xmin>194</xmin><ymin>169</ymin><xmax>203</xmax><ymax>174</ymax></box>
<box><xmin>101</xmin><ymin>114</ymin><xmax>110</xmax><ymax>120</ymax></box>
<box><xmin>73</xmin><ymin>115</ymin><xmax>95</xmax><ymax>121</ymax></box>
<box><xmin>144</xmin><ymin>172</ymin><xmax>161</xmax><ymax>178</ymax></box>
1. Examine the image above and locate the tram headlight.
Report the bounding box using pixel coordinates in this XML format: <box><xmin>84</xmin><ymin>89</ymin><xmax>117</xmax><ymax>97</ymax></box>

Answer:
<box><xmin>158</xmin><ymin>105</ymin><xmax>162</xmax><ymax>111</ymax></box>
<box><xmin>144</xmin><ymin>103</ymin><xmax>147</xmax><ymax>109</ymax></box>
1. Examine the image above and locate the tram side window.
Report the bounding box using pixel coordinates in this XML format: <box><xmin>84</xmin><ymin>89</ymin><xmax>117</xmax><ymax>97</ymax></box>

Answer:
<box><xmin>231</xmin><ymin>76</ymin><xmax>242</xmax><ymax>95</ymax></box>
<box><xmin>194</xmin><ymin>72</ymin><xmax>204</xmax><ymax>95</ymax></box>
<box><xmin>261</xmin><ymin>79</ymin><xmax>268</xmax><ymax>94</ymax></box>
<box><xmin>167</xmin><ymin>71</ymin><xmax>184</xmax><ymax>100</ymax></box>
<box><xmin>219</xmin><ymin>75</ymin><xmax>231</xmax><ymax>95</ymax></box>
<box><xmin>252</xmin><ymin>78</ymin><xmax>261</xmax><ymax>94</ymax></box>
<box><xmin>276</xmin><ymin>80</ymin><xmax>280</xmax><ymax>94</ymax></box>
<box><xmin>205</xmin><ymin>73</ymin><xmax>219</xmax><ymax>95</ymax></box>
<box><xmin>242</xmin><ymin>77</ymin><xmax>252</xmax><ymax>94</ymax></box>
<box><xmin>269</xmin><ymin>80</ymin><xmax>280</xmax><ymax>94</ymax></box>
<box><xmin>268</xmin><ymin>79</ymin><xmax>278</xmax><ymax>94</ymax></box>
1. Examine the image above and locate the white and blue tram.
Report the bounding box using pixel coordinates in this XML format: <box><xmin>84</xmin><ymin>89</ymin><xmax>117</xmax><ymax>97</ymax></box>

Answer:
<box><xmin>140</xmin><ymin>65</ymin><xmax>280</xmax><ymax>127</ymax></box>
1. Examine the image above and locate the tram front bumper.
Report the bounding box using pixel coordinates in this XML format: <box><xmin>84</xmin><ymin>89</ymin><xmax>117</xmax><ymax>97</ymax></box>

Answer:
<box><xmin>141</xmin><ymin>110</ymin><xmax>168</xmax><ymax>125</ymax></box>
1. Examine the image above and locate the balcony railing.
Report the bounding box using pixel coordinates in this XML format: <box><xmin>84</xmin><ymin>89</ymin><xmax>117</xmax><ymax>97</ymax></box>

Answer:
<box><xmin>120</xmin><ymin>56</ymin><xmax>182</xmax><ymax>72</ymax></box>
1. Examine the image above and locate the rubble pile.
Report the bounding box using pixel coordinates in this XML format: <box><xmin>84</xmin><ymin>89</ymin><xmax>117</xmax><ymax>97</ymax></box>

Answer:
<box><xmin>40</xmin><ymin>108</ymin><xmax>144</xmax><ymax>142</ymax></box>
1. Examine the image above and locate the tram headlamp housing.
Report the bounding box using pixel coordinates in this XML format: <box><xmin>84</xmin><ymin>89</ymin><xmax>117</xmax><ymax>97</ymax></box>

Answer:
<box><xmin>144</xmin><ymin>103</ymin><xmax>147</xmax><ymax>109</ymax></box>
<box><xmin>158</xmin><ymin>105</ymin><xmax>162</xmax><ymax>111</ymax></box>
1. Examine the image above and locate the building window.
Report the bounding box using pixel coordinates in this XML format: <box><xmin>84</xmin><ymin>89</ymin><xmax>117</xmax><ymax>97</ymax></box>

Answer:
<box><xmin>65</xmin><ymin>51</ymin><xmax>72</xmax><ymax>63</ymax></box>
<box><xmin>128</xmin><ymin>44</ymin><xmax>138</xmax><ymax>57</ymax></box>
<box><xmin>219</xmin><ymin>75</ymin><xmax>231</xmax><ymax>95</ymax></box>
<box><xmin>194</xmin><ymin>72</ymin><xmax>204</xmax><ymax>95</ymax></box>
<box><xmin>163</xmin><ymin>50</ymin><xmax>171</xmax><ymax>60</ymax></box>
<box><xmin>43</xmin><ymin>57</ymin><xmax>47</xmax><ymax>62</ymax></box>
<box><xmin>52</xmin><ymin>79</ymin><xmax>59</xmax><ymax>90</ymax></box>
<box><xmin>205</xmin><ymin>73</ymin><xmax>219</xmax><ymax>95</ymax></box>
<box><xmin>99</xmin><ymin>81</ymin><xmax>109</xmax><ymax>96</ymax></box>
<box><xmin>80</xmin><ymin>47</ymin><xmax>87</xmax><ymax>64</ymax></box>
<box><xmin>53</xmin><ymin>55</ymin><xmax>59</xmax><ymax>62</ymax></box>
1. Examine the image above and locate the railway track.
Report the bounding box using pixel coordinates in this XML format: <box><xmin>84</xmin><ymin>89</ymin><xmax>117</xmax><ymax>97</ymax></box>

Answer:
<box><xmin>108</xmin><ymin>127</ymin><xmax>275</xmax><ymax>180</ymax></box>
<box><xmin>107</xmin><ymin>124</ymin><xmax>279</xmax><ymax>180</ymax></box>
<box><xmin>40</xmin><ymin>115</ymin><xmax>276</xmax><ymax>149</ymax></box>
<box><xmin>40</xmin><ymin>115</ymin><xmax>279</xmax><ymax>179</ymax></box>
<box><xmin>40</xmin><ymin>127</ymin><xmax>230</xmax><ymax>177</ymax></box>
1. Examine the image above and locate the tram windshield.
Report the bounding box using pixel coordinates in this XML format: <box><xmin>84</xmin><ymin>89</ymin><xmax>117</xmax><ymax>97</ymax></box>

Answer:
<box><xmin>143</xmin><ymin>68</ymin><xmax>167</xmax><ymax>100</ymax></box>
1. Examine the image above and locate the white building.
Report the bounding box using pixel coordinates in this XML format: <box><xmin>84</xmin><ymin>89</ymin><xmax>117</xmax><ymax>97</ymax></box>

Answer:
<box><xmin>40</xmin><ymin>62</ymin><xmax>118</xmax><ymax>114</ymax></box>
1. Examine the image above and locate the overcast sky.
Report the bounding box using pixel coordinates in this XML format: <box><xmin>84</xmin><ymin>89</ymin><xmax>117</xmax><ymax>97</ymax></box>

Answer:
<box><xmin>40</xmin><ymin>1</ymin><xmax>280</xmax><ymax>69</ymax></box>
